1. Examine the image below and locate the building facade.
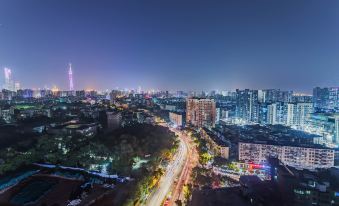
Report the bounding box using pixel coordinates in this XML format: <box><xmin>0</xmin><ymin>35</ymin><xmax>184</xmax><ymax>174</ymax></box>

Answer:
<box><xmin>169</xmin><ymin>111</ymin><xmax>185</xmax><ymax>127</ymax></box>
<box><xmin>286</xmin><ymin>103</ymin><xmax>313</xmax><ymax>129</ymax></box>
<box><xmin>328</xmin><ymin>87</ymin><xmax>339</xmax><ymax>112</ymax></box>
<box><xmin>186</xmin><ymin>98</ymin><xmax>216</xmax><ymax>128</ymax></box>
<box><xmin>235</xmin><ymin>89</ymin><xmax>259</xmax><ymax>123</ymax></box>
<box><xmin>305</xmin><ymin>113</ymin><xmax>339</xmax><ymax>145</ymax></box>
<box><xmin>239</xmin><ymin>141</ymin><xmax>334</xmax><ymax>169</ymax></box>
<box><xmin>313</xmin><ymin>87</ymin><xmax>339</xmax><ymax>112</ymax></box>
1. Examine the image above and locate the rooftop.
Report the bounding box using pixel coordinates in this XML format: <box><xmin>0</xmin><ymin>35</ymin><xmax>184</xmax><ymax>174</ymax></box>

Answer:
<box><xmin>278</xmin><ymin>164</ymin><xmax>339</xmax><ymax>190</ymax></box>
<box><xmin>230</xmin><ymin>124</ymin><xmax>329</xmax><ymax>149</ymax></box>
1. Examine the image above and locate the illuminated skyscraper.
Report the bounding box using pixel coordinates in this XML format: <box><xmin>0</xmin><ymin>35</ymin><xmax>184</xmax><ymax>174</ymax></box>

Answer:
<box><xmin>235</xmin><ymin>89</ymin><xmax>259</xmax><ymax>123</ymax></box>
<box><xmin>3</xmin><ymin>67</ymin><xmax>14</xmax><ymax>91</ymax></box>
<box><xmin>68</xmin><ymin>63</ymin><xmax>74</xmax><ymax>91</ymax></box>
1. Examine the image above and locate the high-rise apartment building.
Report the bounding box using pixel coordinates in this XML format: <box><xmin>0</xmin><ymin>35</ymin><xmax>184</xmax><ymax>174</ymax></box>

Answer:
<box><xmin>3</xmin><ymin>67</ymin><xmax>14</xmax><ymax>91</ymax></box>
<box><xmin>306</xmin><ymin>113</ymin><xmax>339</xmax><ymax>144</ymax></box>
<box><xmin>286</xmin><ymin>102</ymin><xmax>313</xmax><ymax>129</ymax></box>
<box><xmin>260</xmin><ymin>89</ymin><xmax>293</xmax><ymax>103</ymax></box>
<box><xmin>267</xmin><ymin>103</ymin><xmax>277</xmax><ymax>125</ymax></box>
<box><xmin>313</xmin><ymin>87</ymin><xmax>329</xmax><ymax>111</ymax></box>
<box><xmin>328</xmin><ymin>87</ymin><xmax>339</xmax><ymax>111</ymax></box>
<box><xmin>236</xmin><ymin>89</ymin><xmax>259</xmax><ymax>123</ymax></box>
<box><xmin>313</xmin><ymin>87</ymin><xmax>339</xmax><ymax>112</ymax></box>
<box><xmin>261</xmin><ymin>102</ymin><xmax>312</xmax><ymax>129</ymax></box>
<box><xmin>186</xmin><ymin>97</ymin><xmax>216</xmax><ymax>128</ymax></box>
<box><xmin>258</xmin><ymin>103</ymin><xmax>268</xmax><ymax>124</ymax></box>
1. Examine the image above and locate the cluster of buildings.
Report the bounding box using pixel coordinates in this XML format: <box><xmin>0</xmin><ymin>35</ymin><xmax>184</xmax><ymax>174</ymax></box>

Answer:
<box><xmin>157</xmin><ymin>89</ymin><xmax>338</xmax><ymax>170</ymax></box>
<box><xmin>0</xmin><ymin>80</ymin><xmax>338</xmax><ymax>205</ymax></box>
<box><xmin>1</xmin><ymin>81</ymin><xmax>338</xmax><ymax>170</ymax></box>
<box><xmin>176</xmin><ymin>94</ymin><xmax>337</xmax><ymax>170</ymax></box>
<box><xmin>0</xmin><ymin>88</ymin><xmax>107</xmax><ymax>100</ymax></box>
<box><xmin>178</xmin><ymin>88</ymin><xmax>339</xmax><ymax>149</ymax></box>
<box><xmin>234</xmin><ymin>89</ymin><xmax>314</xmax><ymax>129</ymax></box>
<box><xmin>277</xmin><ymin>164</ymin><xmax>339</xmax><ymax>206</ymax></box>
<box><xmin>305</xmin><ymin>113</ymin><xmax>339</xmax><ymax>146</ymax></box>
<box><xmin>222</xmin><ymin>124</ymin><xmax>336</xmax><ymax>170</ymax></box>
<box><xmin>178</xmin><ymin>91</ymin><xmax>339</xmax><ymax>205</ymax></box>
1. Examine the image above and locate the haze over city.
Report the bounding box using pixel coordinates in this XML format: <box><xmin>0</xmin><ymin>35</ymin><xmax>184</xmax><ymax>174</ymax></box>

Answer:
<box><xmin>1</xmin><ymin>0</ymin><xmax>339</xmax><ymax>92</ymax></box>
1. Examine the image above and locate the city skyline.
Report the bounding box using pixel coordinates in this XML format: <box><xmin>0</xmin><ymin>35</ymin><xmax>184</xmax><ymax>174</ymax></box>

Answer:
<box><xmin>1</xmin><ymin>0</ymin><xmax>339</xmax><ymax>92</ymax></box>
<box><xmin>1</xmin><ymin>65</ymin><xmax>337</xmax><ymax>94</ymax></box>
<box><xmin>0</xmin><ymin>1</ymin><xmax>338</xmax><ymax>206</ymax></box>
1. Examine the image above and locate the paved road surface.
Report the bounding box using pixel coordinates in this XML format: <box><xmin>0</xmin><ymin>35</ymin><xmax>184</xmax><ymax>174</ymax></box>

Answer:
<box><xmin>144</xmin><ymin>125</ymin><xmax>188</xmax><ymax>206</ymax></box>
<box><xmin>169</xmin><ymin>130</ymin><xmax>198</xmax><ymax>205</ymax></box>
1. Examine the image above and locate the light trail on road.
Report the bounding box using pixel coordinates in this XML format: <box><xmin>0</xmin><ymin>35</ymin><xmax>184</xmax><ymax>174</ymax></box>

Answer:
<box><xmin>169</xmin><ymin>131</ymin><xmax>198</xmax><ymax>205</ymax></box>
<box><xmin>144</xmin><ymin>124</ymin><xmax>189</xmax><ymax>206</ymax></box>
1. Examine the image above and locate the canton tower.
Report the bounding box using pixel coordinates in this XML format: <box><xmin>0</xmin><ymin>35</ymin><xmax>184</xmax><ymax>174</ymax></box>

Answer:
<box><xmin>68</xmin><ymin>63</ymin><xmax>74</xmax><ymax>91</ymax></box>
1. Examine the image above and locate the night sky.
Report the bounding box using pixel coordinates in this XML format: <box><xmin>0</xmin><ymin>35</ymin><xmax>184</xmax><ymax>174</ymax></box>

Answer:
<box><xmin>0</xmin><ymin>0</ymin><xmax>338</xmax><ymax>92</ymax></box>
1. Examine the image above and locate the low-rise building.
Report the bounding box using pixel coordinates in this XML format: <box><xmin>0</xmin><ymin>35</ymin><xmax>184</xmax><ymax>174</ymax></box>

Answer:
<box><xmin>277</xmin><ymin>164</ymin><xmax>339</xmax><ymax>206</ymax></box>
<box><xmin>48</xmin><ymin>122</ymin><xmax>100</xmax><ymax>137</ymax></box>
<box><xmin>169</xmin><ymin>111</ymin><xmax>185</xmax><ymax>128</ymax></box>
<box><xmin>201</xmin><ymin>128</ymin><xmax>229</xmax><ymax>159</ymax></box>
